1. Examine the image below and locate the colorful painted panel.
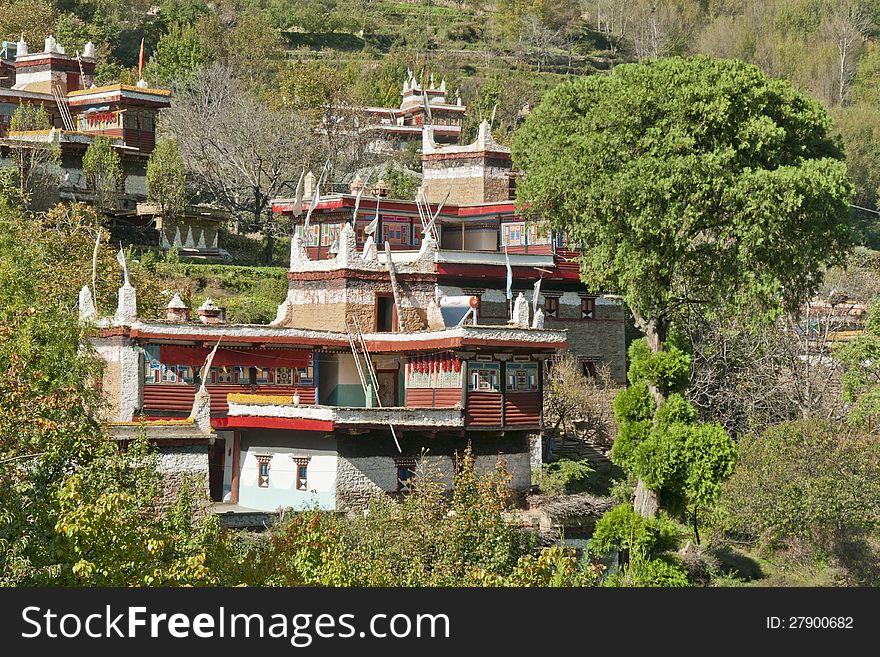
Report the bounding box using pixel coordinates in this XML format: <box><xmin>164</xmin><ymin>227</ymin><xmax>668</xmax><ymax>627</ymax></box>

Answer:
<box><xmin>406</xmin><ymin>353</ymin><xmax>462</xmax><ymax>389</ymax></box>
<box><xmin>382</xmin><ymin>219</ymin><xmax>410</xmax><ymax>245</ymax></box>
<box><xmin>467</xmin><ymin>362</ymin><xmax>501</xmax><ymax>392</ymax></box>
<box><xmin>502</xmin><ymin>222</ymin><xmax>524</xmax><ymax>247</ymax></box>
<box><xmin>355</xmin><ymin>220</ymin><xmax>371</xmax><ymax>244</ymax></box>
<box><xmin>506</xmin><ymin>363</ymin><xmax>538</xmax><ymax>391</ymax></box>
<box><xmin>295</xmin><ymin>224</ymin><xmax>320</xmax><ymax>246</ymax></box>
<box><xmin>209</xmin><ymin>366</ymin><xmax>250</xmax><ymax>385</ymax></box>
<box><xmin>321</xmin><ymin>222</ymin><xmax>344</xmax><ymax>247</ymax></box>
<box><xmin>527</xmin><ymin>221</ymin><xmax>552</xmax><ymax>246</ymax></box>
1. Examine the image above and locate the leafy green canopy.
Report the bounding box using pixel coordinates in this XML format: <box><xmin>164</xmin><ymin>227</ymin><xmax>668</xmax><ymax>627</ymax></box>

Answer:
<box><xmin>612</xmin><ymin>338</ymin><xmax>737</xmax><ymax>515</ymax></box>
<box><xmin>147</xmin><ymin>138</ymin><xmax>187</xmax><ymax>219</ymax></box>
<box><xmin>721</xmin><ymin>419</ymin><xmax>880</xmax><ymax>558</ymax></box>
<box><xmin>513</xmin><ymin>56</ymin><xmax>853</xmax><ymax>328</ymax></box>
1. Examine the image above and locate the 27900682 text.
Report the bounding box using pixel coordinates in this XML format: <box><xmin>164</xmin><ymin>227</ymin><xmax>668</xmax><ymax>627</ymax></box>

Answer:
<box><xmin>766</xmin><ymin>617</ymin><xmax>854</xmax><ymax>629</ymax></box>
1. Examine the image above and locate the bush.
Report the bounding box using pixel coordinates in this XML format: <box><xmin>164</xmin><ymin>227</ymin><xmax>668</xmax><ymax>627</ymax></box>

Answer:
<box><xmin>721</xmin><ymin>419</ymin><xmax>880</xmax><ymax>558</ymax></box>
<box><xmin>538</xmin><ymin>459</ymin><xmax>595</xmax><ymax>496</ymax></box>
<box><xmin>591</xmin><ymin>504</ymin><xmax>680</xmax><ymax>558</ymax></box>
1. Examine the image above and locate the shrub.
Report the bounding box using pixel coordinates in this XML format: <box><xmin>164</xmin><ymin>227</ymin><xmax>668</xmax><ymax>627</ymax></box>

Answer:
<box><xmin>539</xmin><ymin>459</ymin><xmax>595</xmax><ymax>496</ymax></box>
<box><xmin>721</xmin><ymin>419</ymin><xmax>880</xmax><ymax>557</ymax></box>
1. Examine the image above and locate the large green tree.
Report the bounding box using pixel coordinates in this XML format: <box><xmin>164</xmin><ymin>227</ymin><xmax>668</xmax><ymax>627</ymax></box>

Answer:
<box><xmin>513</xmin><ymin>56</ymin><xmax>853</xmax><ymax>515</ymax></box>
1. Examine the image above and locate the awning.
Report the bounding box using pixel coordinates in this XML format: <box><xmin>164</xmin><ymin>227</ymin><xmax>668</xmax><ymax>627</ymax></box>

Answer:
<box><xmin>157</xmin><ymin>345</ymin><xmax>311</xmax><ymax>368</ymax></box>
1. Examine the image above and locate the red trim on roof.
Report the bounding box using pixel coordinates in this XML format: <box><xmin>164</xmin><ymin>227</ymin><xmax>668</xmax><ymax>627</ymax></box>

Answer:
<box><xmin>272</xmin><ymin>195</ymin><xmax>517</xmax><ymax>219</ymax></box>
<box><xmin>213</xmin><ymin>417</ymin><xmax>335</xmax><ymax>431</ymax></box>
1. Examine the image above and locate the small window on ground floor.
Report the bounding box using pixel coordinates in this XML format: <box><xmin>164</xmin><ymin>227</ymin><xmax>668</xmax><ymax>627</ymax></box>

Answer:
<box><xmin>395</xmin><ymin>458</ymin><xmax>418</xmax><ymax>493</ymax></box>
<box><xmin>581</xmin><ymin>296</ymin><xmax>596</xmax><ymax>320</ymax></box>
<box><xmin>256</xmin><ymin>455</ymin><xmax>271</xmax><ymax>488</ymax></box>
<box><xmin>292</xmin><ymin>456</ymin><xmax>310</xmax><ymax>491</ymax></box>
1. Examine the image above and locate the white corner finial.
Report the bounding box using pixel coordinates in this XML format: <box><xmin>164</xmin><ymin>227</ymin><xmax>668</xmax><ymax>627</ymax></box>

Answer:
<box><xmin>422</xmin><ymin>124</ymin><xmax>436</xmax><ymax>154</ymax></box>
<box><xmin>83</xmin><ymin>41</ymin><xmax>95</xmax><ymax>58</ymax></box>
<box><xmin>136</xmin><ymin>78</ymin><xmax>148</xmax><ymax>88</ymax></box>
<box><xmin>44</xmin><ymin>35</ymin><xmax>57</xmax><ymax>54</ymax></box>
<box><xmin>304</xmin><ymin>170</ymin><xmax>316</xmax><ymax>198</ymax></box>
<box><xmin>478</xmin><ymin>119</ymin><xmax>489</xmax><ymax>143</ymax></box>
<box><xmin>403</xmin><ymin>79</ymin><xmax>410</xmax><ymax>93</ymax></box>
<box><xmin>79</xmin><ymin>285</ymin><xmax>97</xmax><ymax>322</ymax></box>
<box><xmin>166</xmin><ymin>293</ymin><xmax>187</xmax><ymax>310</ymax></box>
<box><xmin>440</xmin><ymin>78</ymin><xmax>446</xmax><ymax>92</ymax></box>
<box><xmin>16</xmin><ymin>34</ymin><xmax>27</xmax><ymax>57</ymax></box>
<box><xmin>115</xmin><ymin>279</ymin><xmax>137</xmax><ymax>325</ymax></box>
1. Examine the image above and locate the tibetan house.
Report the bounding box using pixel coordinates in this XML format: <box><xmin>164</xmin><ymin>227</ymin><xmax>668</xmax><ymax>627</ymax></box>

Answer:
<box><xmin>87</xmin><ymin>218</ymin><xmax>564</xmax><ymax>513</ymax></box>
<box><xmin>272</xmin><ymin>122</ymin><xmax>628</xmax><ymax>383</ymax></box>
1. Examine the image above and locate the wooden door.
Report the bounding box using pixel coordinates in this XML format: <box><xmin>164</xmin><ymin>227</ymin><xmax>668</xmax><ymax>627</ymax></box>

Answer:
<box><xmin>376</xmin><ymin>370</ymin><xmax>398</xmax><ymax>407</ymax></box>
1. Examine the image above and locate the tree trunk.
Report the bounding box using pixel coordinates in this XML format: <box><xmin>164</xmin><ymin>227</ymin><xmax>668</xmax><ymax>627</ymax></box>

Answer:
<box><xmin>630</xmin><ymin>310</ymin><xmax>668</xmax><ymax>518</ymax></box>
<box><xmin>633</xmin><ymin>478</ymin><xmax>659</xmax><ymax>518</ymax></box>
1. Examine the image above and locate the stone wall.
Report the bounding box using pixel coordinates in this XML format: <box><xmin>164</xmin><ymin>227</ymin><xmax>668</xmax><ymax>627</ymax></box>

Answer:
<box><xmin>334</xmin><ymin>433</ymin><xmax>532</xmax><ymax>513</ymax></box>
<box><xmin>280</xmin><ymin>275</ymin><xmax>434</xmax><ymax>333</ymax></box>
<box><xmin>421</xmin><ymin>159</ymin><xmax>511</xmax><ymax>205</ymax></box>
<box><xmin>156</xmin><ymin>445</ymin><xmax>210</xmax><ymax>512</ymax></box>
<box><xmin>93</xmin><ymin>335</ymin><xmax>142</xmax><ymax>422</ymax></box>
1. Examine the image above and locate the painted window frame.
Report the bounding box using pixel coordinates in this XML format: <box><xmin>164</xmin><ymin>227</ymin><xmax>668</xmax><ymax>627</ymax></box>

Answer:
<box><xmin>256</xmin><ymin>455</ymin><xmax>271</xmax><ymax>488</ymax></box>
<box><xmin>506</xmin><ymin>362</ymin><xmax>539</xmax><ymax>391</ymax></box>
<box><xmin>467</xmin><ymin>362</ymin><xmax>501</xmax><ymax>392</ymax></box>
<box><xmin>395</xmin><ymin>458</ymin><xmax>418</xmax><ymax>493</ymax></box>
<box><xmin>292</xmin><ymin>456</ymin><xmax>310</xmax><ymax>491</ymax></box>
<box><xmin>581</xmin><ymin>296</ymin><xmax>596</xmax><ymax>320</ymax></box>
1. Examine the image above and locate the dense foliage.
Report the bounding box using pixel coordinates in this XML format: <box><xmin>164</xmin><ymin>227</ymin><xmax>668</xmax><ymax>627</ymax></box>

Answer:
<box><xmin>721</xmin><ymin>419</ymin><xmax>880</xmax><ymax>562</ymax></box>
<box><xmin>0</xmin><ymin>199</ymin><xmax>218</xmax><ymax>585</ymax></box>
<box><xmin>513</xmin><ymin>56</ymin><xmax>853</xmax><ymax>350</ymax></box>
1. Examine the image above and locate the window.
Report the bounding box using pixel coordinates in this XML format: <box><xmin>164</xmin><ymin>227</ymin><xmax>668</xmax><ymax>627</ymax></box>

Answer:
<box><xmin>256</xmin><ymin>456</ymin><xmax>271</xmax><ymax>488</ymax></box>
<box><xmin>382</xmin><ymin>221</ymin><xmax>410</xmax><ymax>245</ymax></box>
<box><xmin>543</xmin><ymin>296</ymin><xmax>559</xmax><ymax>319</ymax></box>
<box><xmin>526</xmin><ymin>221</ymin><xmax>552</xmax><ymax>246</ymax></box>
<box><xmin>581</xmin><ymin>297</ymin><xmax>596</xmax><ymax>320</ymax></box>
<box><xmin>292</xmin><ymin>457</ymin><xmax>310</xmax><ymax>491</ymax></box>
<box><xmin>468</xmin><ymin>362</ymin><xmax>500</xmax><ymax>392</ymax></box>
<box><xmin>396</xmin><ymin>458</ymin><xmax>417</xmax><ymax>493</ymax></box>
<box><xmin>321</xmin><ymin>222</ymin><xmax>344</xmax><ymax>247</ymax></box>
<box><xmin>506</xmin><ymin>363</ymin><xmax>539</xmax><ymax>391</ymax></box>
<box><xmin>502</xmin><ymin>222</ymin><xmax>525</xmax><ymax>247</ymax></box>
<box><xmin>274</xmin><ymin>368</ymin><xmax>295</xmax><ymax>385</ymax></box>
<box><xmin>355</xmin><ymin>220</ymin><xmax>370</xmax><ymax>244</ymax></box>
<box><xmin>376</xmin><ymin>294</ymin><xmax>396</xmax><ymax>332</ymax></box>
<box><xmin>582</xmin><ymin>360</ymin><xmax>598</xmax><ymax>379</ymax></box>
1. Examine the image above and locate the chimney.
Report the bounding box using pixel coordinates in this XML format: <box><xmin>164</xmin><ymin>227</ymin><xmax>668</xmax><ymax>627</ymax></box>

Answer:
<box><xmin>197</xmin><ymin>298</ymin><xmax>226</xmax><ymax>324</ymax></box>
<box><xmin>165</xmin><ymin>293</ymin><xmax>190</xmax><ymax>322</ymax></box>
